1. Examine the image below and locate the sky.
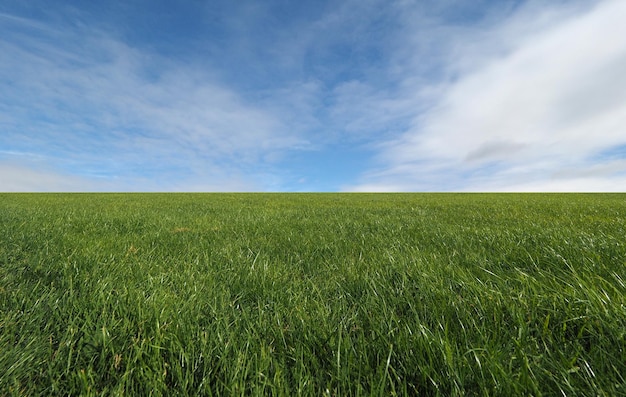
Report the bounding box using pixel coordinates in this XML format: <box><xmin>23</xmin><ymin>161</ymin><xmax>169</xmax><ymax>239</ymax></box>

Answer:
<box><xmin>1</xmin><ymin>0</ymin><xmax>626</xmax><ymax>192</ymax></box>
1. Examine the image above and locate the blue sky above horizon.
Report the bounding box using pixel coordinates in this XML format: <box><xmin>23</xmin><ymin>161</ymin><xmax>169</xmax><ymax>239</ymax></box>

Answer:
<box><xmin>2</xmin><ymin>0</ymin><xmax>626</xmax><ymax>192</ymax></box>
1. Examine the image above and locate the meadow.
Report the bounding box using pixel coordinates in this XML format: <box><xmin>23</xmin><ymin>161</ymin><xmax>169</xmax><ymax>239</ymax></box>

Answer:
<box><xmin>1</xmin><ymin>193</ymin><xmax>625</xmax><ymax>396</ymax></box>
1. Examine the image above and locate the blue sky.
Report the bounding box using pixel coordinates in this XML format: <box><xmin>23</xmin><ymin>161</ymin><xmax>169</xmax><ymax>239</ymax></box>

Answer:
<box><xmin>1</xmin><ymin>0</ymin><xmax>626</xmax><ymax>192</ymax></box>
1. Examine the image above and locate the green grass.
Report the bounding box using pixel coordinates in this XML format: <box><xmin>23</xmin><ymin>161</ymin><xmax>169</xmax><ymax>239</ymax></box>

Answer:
<box><xmin>1</xmin><ymin>193</ymin><xmax>625</xmax><ymax>395</ymax></box>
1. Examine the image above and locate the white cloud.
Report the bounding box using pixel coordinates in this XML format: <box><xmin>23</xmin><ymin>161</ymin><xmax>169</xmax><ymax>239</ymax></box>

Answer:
<box><xmin>0</xmin><ymin>14</ymin><xmax>305</xmax><ymax>191</ymax></box>
<box><xmin>5</xmin><ymin>1</ymin><xmax>625</xmax><ymax>192</ymax></box>
<box><xmin>349</xmin><ymin>0</ymin><xmax>626</xmax><ymax>192</ymax></box>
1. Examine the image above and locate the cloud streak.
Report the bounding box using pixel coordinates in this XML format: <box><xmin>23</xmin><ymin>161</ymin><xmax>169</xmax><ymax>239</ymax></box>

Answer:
<box><xmin>348</xmin><ymin>0</ymin><xmax>626</xmax><ymax>192</ymax></box>
<box><xmin>2</xmin><ymin>1</ymin><xmax>625</xmax><ymax>192</ymax></box>
<box><xmin>0</xmin><ymin>11</ymin><xmax>305</xmax><ymax>191</ymax></box>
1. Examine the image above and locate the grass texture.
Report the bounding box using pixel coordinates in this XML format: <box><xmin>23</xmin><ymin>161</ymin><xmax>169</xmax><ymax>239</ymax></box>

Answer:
<box><xmin>1</xmin><ymin>193</ymin><xmax>625</xmax><ymax>395</ymax></box>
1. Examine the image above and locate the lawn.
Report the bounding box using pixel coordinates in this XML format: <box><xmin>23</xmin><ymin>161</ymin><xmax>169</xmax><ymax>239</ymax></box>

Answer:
<box><xmin>1</xmin><ymin>193</ymin><xmax>625</xmax><ymax>395</ymax></box>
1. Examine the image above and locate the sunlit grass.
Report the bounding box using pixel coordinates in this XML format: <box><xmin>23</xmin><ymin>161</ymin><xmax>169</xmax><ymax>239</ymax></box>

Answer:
<box><xmin>1</xmin><ymin>193</ymin><xmax>625</xmax><ymax>395</ymax></box>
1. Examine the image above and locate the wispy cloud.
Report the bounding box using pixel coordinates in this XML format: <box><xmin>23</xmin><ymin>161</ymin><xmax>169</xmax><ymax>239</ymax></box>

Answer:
<box><xmin>0</xmin><ymin>10</ymin><xmax>305</xmax><ymax>191</ymax></box>
<box><xmin>347</xmin><ymin>0</ymin><xmax>626</xmax><ymax>192</ymax></box>
<box><xmin>2</xmin><ymin>1</ymin><xmax>624</xmax><ymax>192</ymax></box>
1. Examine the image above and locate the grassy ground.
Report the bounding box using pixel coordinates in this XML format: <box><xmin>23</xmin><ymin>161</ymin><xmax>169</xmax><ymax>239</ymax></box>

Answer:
<box><xmin>1</xmin><ymin>193</ymin><xmax>625</xmax><ymax>395</ymax></box>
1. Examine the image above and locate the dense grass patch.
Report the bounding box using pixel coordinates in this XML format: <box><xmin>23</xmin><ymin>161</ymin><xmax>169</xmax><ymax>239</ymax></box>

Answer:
<box><xmin>1</xmin><ymin>193</ymin><xmax>625</xmax><ymax>395</ymax></box>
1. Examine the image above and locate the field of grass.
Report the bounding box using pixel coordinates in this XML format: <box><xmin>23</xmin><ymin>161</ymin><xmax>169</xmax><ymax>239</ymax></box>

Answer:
<box><xmin>1</xmin><ymin>193</ymin><xmax>625</xmax><ymax>395</ymax></box>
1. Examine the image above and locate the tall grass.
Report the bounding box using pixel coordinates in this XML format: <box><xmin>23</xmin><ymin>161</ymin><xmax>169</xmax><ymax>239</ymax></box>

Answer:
<box><xmin>1</xmin><ymin>193</ymin><xmax>625</xmax><ymax>395</ymax></box>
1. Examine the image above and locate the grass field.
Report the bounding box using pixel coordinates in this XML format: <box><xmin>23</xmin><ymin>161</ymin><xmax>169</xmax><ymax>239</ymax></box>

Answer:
<box><xmin>1</xmin><ymin>193</ymin><xmax>625</xmax><ymax>395</ymax></box>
